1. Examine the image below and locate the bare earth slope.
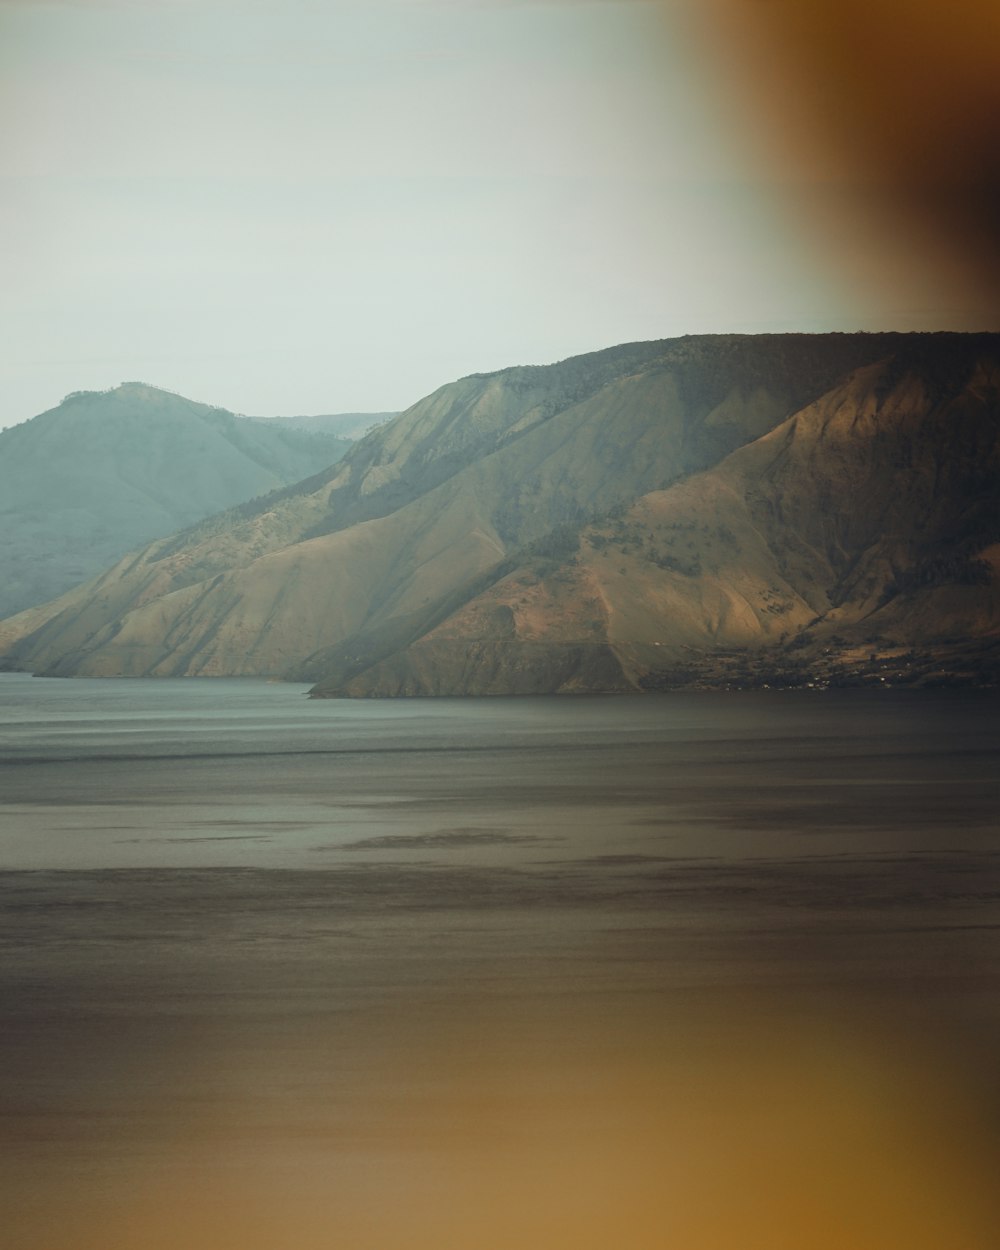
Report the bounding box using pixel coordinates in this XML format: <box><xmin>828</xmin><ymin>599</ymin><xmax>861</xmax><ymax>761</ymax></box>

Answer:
<box><xmin>336</xmin><ymin>340</ymin><xmax>999</xmax><ymax>694</ymax></box>
<box><xmin>0</xmin><ymin>383</ymin><xmax>355</xmax><ymax>617</ymax></box>
<box><xmin>2</xmin><ymin>335</ymin><xmax>997</xmax><ymax>692</ymax></box>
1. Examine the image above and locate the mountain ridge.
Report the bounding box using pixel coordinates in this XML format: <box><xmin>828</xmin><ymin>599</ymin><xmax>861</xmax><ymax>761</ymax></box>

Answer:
<box><xmin>0</xmin><ymin>382</ymin><xmax>371</xmax><ymax>618</ymax></box>
<box><xmin>2</xmin><ymin>334</ymin><xmax>997</xmax><ymax>692</ymax></box>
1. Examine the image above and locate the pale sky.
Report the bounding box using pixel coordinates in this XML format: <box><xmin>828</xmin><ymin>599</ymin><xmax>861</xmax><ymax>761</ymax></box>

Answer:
<box><xmin>1</xmin><ymin>0</ymin><xmax>992</xmax><ymax>427</ymax></box>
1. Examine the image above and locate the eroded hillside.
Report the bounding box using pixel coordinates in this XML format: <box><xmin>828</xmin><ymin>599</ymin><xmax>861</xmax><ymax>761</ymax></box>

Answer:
<box><xmin>3</xmin><ymin>335</ymin><xmax>997</xmax><ymax>692</ymax></box>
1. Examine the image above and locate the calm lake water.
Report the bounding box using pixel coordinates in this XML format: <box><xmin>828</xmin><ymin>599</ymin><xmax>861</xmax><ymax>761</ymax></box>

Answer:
<box><xmin>2</xmin><ymin>673</ymin><xmax>999</xmax><ymax>1249</ymax></box>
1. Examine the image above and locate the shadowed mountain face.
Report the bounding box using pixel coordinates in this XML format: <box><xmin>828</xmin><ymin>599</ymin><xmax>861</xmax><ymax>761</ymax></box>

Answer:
<box><xmin>2</xmin><ymin>335</ymin><xmax>998</xmax><ymax>693</ymax></box>
<box><xmin>0</xmin><ymin>384</ymin><xmax>359</xmax><ymax>619</ymax></box>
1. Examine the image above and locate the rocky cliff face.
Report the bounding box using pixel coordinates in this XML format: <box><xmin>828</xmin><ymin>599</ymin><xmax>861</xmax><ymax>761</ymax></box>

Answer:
<box><xmin>3</xmin><ymin>335</ymin><xmax>998</xmax><ymax>692</ymax></box>
<box><xmin>0</xmin><ymin>383</ymin><xmax>355</xmax><ymax>618</ymax></box>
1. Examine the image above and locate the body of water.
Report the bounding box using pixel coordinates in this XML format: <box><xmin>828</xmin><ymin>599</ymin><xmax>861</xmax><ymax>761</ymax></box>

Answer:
<box><xmin>2</xmin><ymin>674</ymin><xmax>998</xmax><ymax>1248</ymax></box>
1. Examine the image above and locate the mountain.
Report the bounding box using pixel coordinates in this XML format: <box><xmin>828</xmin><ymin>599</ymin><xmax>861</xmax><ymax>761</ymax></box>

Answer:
<box><xmin>2</xmin><ymin>335</ymin><xmax>998</xmax><ymax>693</ymax></box>
<box><xmin>0</xmin><ymin>383</ymin><xmax>359</xmax><ymax>617</ymax></box>
<box><xmin>250</xmin><ymin>412</ymin><xmax>397</xmax><ymax>439</ymax></box>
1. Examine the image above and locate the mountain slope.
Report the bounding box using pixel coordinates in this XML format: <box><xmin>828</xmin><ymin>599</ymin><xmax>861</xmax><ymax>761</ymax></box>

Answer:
<box><xmin>250</xmin><ymin>411</ymin><xmax>397</xmax><ymax>439</ymax></box>
<box><xmin>3</xmin><ymin>335</ymin><xmax>998</xmax><ymax>691</ymax></box>
<box><xmin>0</xmin><ymin>383</ymin><xmax>356</xmax><ymax>617</ymax></box>
<box><xmin>318</xmin><ymin>341</ymin><xmax>1000</xmax><ymax>694</ymax></box>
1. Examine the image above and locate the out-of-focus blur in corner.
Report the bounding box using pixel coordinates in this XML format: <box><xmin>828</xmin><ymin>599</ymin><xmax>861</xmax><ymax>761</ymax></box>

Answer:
<box><xmin>13</xmin><ymin>999</ymin><xmax>999</xmax><ymax>1250</ymax></box>
<box><xmin>675</xmin><ymin>0</ymin><xmax>1000</xmax><ymax>325</ymax></box>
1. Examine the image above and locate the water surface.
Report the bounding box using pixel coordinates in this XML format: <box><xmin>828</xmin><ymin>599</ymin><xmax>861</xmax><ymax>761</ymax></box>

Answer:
<box><xmin>2</xmin><ymin>674</ymin><xmax>998</xmax><ymax>1248</ymax></box>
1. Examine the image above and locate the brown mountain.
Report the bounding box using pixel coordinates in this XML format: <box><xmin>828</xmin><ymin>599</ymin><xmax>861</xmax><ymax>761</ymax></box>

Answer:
<box><xmin>2</xmin><ymin>334</ymin><xmax>998</xmax><ymax>692</ymax></box>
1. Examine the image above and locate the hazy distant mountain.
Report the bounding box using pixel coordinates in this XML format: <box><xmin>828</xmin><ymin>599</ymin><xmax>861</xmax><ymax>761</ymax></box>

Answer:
<box><xmin>0</xmin><ymin>383</ymin><xmax>355</xmax><ymax>617</ymax></box>
<box><xmin>2</xmin><ymin>335</ymin><xmax>998</xmax><ymax>692</ymax></box>
<box><xmin>250</xmin><ymin>412</ymin><xmax>397</xmax><ymax>440</ymax></box>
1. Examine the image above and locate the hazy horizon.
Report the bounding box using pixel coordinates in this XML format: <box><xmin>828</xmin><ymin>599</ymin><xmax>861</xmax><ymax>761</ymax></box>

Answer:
<box><xmin>3</xmin><ymin>0</ymin><xmax>997</xmax><ymax>429</ymax></box>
